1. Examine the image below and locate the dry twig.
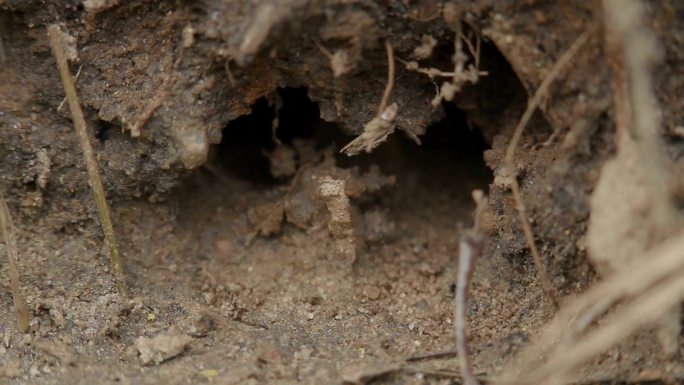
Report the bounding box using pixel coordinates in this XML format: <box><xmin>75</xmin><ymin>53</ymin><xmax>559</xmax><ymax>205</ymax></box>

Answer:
<box><xmin>48</xmin><ymin>24</ymin><xmax>127</xmax><ymax>295</ymax></box>
<box><xmin>0</xmin><ymin>195</ymin><xmax>30</xmax><ymax>333</ymax></box>
<box><xmin>503</xmin><ymin>26</ymin><xmax>595</xmax><ymax>309</ymax></box>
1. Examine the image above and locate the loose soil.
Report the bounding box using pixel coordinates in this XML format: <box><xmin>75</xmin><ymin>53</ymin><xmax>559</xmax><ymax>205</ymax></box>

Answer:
<box><xmin>1</xmin><ymin>1</ymin><xmax>684</xmax><ymax>384</ymax></box>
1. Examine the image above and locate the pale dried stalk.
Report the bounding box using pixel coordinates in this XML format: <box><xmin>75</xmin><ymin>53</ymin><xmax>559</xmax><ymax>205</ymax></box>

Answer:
<box><xmin>455</xmin><ymin>234</ymin><xmax>480</xmax><ymax>385</ymax></box>
<box><xmin>455</xmin><ymin>190</ymin><xmax>487</xmax><ymax>385</ymax></box>
<box><xmin>0</xmin><ymin>195</ymin><xmax>30</xmax><ymax>333</ymax></box>
<box><xmin>48</xmin><ymin>25</ymin><xmax>127</xmax><ymax>295</ymax></box>
<box><xmin>503</xmin><ymin>26</ymin><xmax>595</xmax><ymax>309</ymax></box>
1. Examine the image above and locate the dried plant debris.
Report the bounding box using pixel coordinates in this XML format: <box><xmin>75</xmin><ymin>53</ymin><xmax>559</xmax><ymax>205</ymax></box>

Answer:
<box><xmin>401</xmin><ymin>29</ymin><xmax>487</xmax><ymax>107</ymax></box>
<box><xmin>0</xmin><ymin>195</ymin><xmax>30</xmax><ymax>333</ymax></box>
<box><xmin>318</xmin><ymin>176</ymin><xmax>357</xmax><ymax>263</ymax></box>
<box><xmin>134</xmin><ymin>326</ymin><xmax>194</xmax><ymax>365</ymax></box>
<box><xmin>341</xmin><ymin>103</ymin><xmax>398</xmax><ymax>156</ymax></box>
<box><xmin>342</xmin><ymin>41</ymin><xmax>398</xmax><ymax>156</ymax></box>
<box><xmin>48</xmin><ymin>24</ymin><xmax>127</xmax><ymax>295</ymax></box>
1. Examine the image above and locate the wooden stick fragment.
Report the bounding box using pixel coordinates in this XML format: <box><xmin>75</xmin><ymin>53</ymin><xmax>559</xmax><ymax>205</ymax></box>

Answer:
<box><xmin>0</xmin><ymin>195</ymin><xmax>30</xmax><ymax>333</ymax></box>
<box><xmin>503</xmin><ymin>26</ymin><xmax>595</xmax><ymax>309</ymax></box>
<box><xmin>47</xmin><ymin>24</ymin><xmax>127</xmax><ymax>296</ymax></box>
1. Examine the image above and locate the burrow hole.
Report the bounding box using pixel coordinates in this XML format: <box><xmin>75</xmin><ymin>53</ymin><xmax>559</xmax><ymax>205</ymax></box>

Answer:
<box><xmin>183</xmin><ymin>41</ymin><xmax>527</xmax><ymax>239</ymax></box>
<box><xmin>208</xmin><ymin>87</ymin><xmax>492</xmax><ymax>224</ymax></box>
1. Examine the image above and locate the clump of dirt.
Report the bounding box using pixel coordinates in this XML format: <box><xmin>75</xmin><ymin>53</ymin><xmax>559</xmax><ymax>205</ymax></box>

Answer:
<box><xmin>1</xmin><ymin>1</ymin><xmax>684</xmax><ymax>384</ymax></box>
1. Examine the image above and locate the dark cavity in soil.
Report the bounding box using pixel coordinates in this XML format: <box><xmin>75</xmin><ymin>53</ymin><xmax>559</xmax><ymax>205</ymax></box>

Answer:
<box><xmin>211</xmin><ymin>87</ymin><xmax>492</xmax><ymax>199</ymax></box>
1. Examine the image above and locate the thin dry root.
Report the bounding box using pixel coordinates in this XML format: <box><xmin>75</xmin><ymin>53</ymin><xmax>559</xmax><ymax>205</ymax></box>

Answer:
<box><xmin>48</xmin><ymin>24</ymin><xmax>128</xmax><ymax>296</ymax></box>
<box><xmin>377</xmin><ymin>40</ymin><xmax>395</xmax><ymax>116</ymax></box>
<box><xmin>341</xmin><ymin>40</ymin><xmax>397</xmax><ymax>156</ymax></box>
<box><xmin>503</xmin><ymin>26</ymin><xmax>596</xmax><ymax>309</ymax></box>
<box><xmin>0</xmin><ymin>195</ymin><xmax>30</xmax><ymax>333</ymax></box>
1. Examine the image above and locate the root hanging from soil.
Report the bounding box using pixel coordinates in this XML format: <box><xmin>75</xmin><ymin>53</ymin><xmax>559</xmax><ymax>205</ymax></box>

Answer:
<box><xmin>341</xmin><ymin>40</ymin><xmax>397</xmax><ymax>156</ymax></box>
<box><xmin>398</xmin><ymin>24</ymin><xmax>487</xmax><ymax>108</ymax></box>
<box><xmin>502</xmin><ymin>25</ymin><xmax>596</xmax><ymax>310</ymax></box>
<box><xmin>48</xmin><ymin>24</ymin><xmax>128</xmax><ymax>295</ymax></box>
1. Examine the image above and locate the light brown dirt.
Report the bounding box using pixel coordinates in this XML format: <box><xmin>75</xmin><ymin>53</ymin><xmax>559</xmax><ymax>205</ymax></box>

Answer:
<box><xmin>1</xmin><ymin>1</ymin><xmax>684</xmax><ymax>384</ymax></box>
